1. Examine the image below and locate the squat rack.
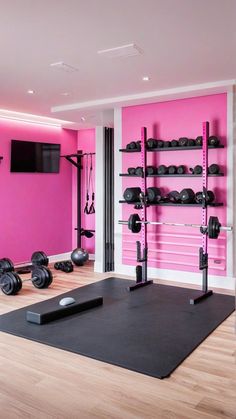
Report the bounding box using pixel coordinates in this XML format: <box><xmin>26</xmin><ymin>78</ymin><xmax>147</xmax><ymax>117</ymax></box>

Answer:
<box><xmin>129</xmin><ymin>122</ymin><xmax>220</xmax><ymax>304</ymax></box>
<box><xmin>61</xmin><ymin>152</ymin><xmax>95</xmax><ymax>247</ymax></box>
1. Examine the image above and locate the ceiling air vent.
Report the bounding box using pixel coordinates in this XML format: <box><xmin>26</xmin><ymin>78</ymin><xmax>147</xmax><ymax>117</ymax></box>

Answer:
<box><xmin>97</xmin><ymin>43</ymin><xmax>143</xmax><ymax>58</ymax></box>
<box><xmin>50</xmin><ymin>61</ymin><xmax>79</xmax><ymax>73</ymax></box>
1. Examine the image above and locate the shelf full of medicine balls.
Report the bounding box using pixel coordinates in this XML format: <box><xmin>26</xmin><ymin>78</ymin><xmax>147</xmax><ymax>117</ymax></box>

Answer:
<box><xmin>119</xmin><ymin>200</ymin><xmax>223</xmax><ymax>207</ymax></box>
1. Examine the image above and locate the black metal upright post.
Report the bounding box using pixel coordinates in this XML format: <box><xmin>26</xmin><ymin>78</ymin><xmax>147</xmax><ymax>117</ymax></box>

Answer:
<box><xmin>77</xmin><ymin>151</ymin><xmax>82</xmax><ymax>248</ymax></box>
<box><xmin>129</xmin><ymin>127</ymin><xmax>153</xmax><ymax>291</ymax></box>
<box><xmin>104</xmin><ymin>127</ymin><xmax>114</xmax><ymax>272</ymax></box>
<box><xmin>190</xmin><ymin>121</ymin><xmax>213</xmax><ymax>304</ymax></box>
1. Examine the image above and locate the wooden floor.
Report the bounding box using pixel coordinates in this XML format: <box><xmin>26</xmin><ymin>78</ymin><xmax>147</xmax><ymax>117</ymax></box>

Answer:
<box><xmin>0</xmin><ymin>262</ymin><xmax>235</xmax><ymax>419</ymax></box>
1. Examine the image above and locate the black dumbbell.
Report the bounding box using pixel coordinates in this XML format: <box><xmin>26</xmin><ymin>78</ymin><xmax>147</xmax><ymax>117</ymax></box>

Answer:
<box><xmin>135</xmin><ymin>167</ymin><xmax>143</xmax><ymax>176</ymax></box>
<box><xmin>179</xmin><ymin>189</ymin><xmax>195</xmax><ymax>204</ymax></box>
<box><xmin>208</xmin><ymin>136</ymin><xmax>220</xmax><ymax>147</ymax></box>
<box><xmin>0</xmin><ymin>266</ymin><xmax>53</xmax><ymax>295</ymax></box>
<box><xmin>195</xmin><ymin>136</ymin><xmax>203</xmax><ymax>146</ymax></box>
<box><xmin>167</xmin><ymin>191</ymin><xmax>181</xmax><ymax>203</ymax></box>
<box><xmin>177</xmin><ymin>165</ymin><xmax>186</xmax><ymax>175</ymax></box>
<box><xmin>179</xmin><ymin>137</ymin><xmax>188</xmax><ymax>147</ymax></box>
<box><xmin>157</xmin><ymin>165</ymin><xmax>168</xmax><ymax>175</ymax></box>
<box><xmin>146</xmin><ymin>187</ymin><xmax>162</xmax><ymax>203</ymax></box>
<box><xmin>171</xmin><ymin>140</ymin><xmax>179</xmax><ymax>147</ymax></box>
<box><xmin>54</xmin><ymin>260</ymin><xmax>74</xmax><ymax>273</ymax></box>
<box><xmin>208</xmin><ymin>164</ymin><xmax>220</xmax><ymax>175</ymax></box>
<box><xmin>127</xmin><ymin>167</ymin><xmax>136</xmax><ymax>175</ymax></box>
<box><xmin>190</xmin><ymin>165</ymin><xmax>203</xmax><ymax>175</ymax></box>
<box><xmin>168</xmin><ymin>165</ymin><xmax>177</xmax><ymax>175</ymax></box>
<box><xmin>195</xmin><ymin>190</ymin><xmax>215</xmax><ymax>204</ymax></box>
<box><xmin>0</xmin><ymin>251</ymin><xmax>49</xmax><ymax>276</ymax></box>
<box><xmin>146</xmin><ymin>138</ymin><xmax>158</xmax><ymax>149</ymax></box>
<box><xmin>123</xmin><ymin>187</ymin><xmax>141</xmax><ymax>202</ymax></box>
<box><xmin>146</xmin><ymin>166</ymin><xmax>156</xmax><ymax>176</ymax></box>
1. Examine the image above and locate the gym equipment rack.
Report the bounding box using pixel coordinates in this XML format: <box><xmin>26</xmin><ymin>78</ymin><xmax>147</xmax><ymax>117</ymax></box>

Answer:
<box><xmin>61</xmin><ymin>152</ymin><xmax>95</xmax><ymax>247</ymax></box>
<box><xmin>120</xmin><ymin>123</ymin><xmax>226</xmax><ymax>303</ymax></box>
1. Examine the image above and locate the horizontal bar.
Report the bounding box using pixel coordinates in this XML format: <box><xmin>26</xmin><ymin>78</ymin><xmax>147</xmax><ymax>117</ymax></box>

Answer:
<box><xmin>119</xmin><ymin>220</ymin><xmax>232</xmax><ymax>232</ymax></box>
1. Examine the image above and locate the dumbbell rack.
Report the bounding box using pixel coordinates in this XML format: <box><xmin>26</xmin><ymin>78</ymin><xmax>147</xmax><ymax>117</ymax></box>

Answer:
<box><xmin>120</xmin><ymin>123</ymin><xmax>224</xmax><ymax>302</ymax></box>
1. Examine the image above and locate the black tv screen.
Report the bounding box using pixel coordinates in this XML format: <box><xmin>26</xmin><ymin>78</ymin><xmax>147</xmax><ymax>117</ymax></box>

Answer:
<box><xmin>11</xmin><ymin>140</ymin><xmax>61</xmax><ymax>173</ymax></box>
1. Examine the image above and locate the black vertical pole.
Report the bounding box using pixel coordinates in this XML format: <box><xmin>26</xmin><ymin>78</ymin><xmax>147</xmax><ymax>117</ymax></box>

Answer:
<box><xmin>104</xmin><ymin>128</ymin><xmax>114</xmax><ymax>272</ymax></box>
<box><xmin>77</xmin><ymin>150</ymin><xmax>82</xmax><ymax>248</ymax></box>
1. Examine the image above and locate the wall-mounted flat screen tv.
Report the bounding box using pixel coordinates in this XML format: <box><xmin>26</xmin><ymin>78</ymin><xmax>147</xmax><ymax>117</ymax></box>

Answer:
<box><xmin>11</xmin><ymin>140</ymin><xmax>61</xmax><ymax>173</ymax></box>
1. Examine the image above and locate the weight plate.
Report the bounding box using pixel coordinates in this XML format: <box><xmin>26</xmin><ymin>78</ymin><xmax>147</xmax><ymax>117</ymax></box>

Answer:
<box><xmin>147</xmin><ymin>138</ymin><xmax>157</xmax><ymax>149</ymax></box>
<box><xmin>1</xmin><ymin>272</ymin><xmax>22</xmax><ymax>295</ymax></box>
<box><xmin>168</xmin><ymin>165</ymin><xmax>177</xmax><ymax>175</ymax></box>
<box><xmin>178</xmin><ymin>137</ymin><xmax>188</xmax><ymax>147</ymax></box>
<box><xmin>179</xmin><ymin>188</ymin><xmax>195</xmax><ymax>204</ymax></box>
<box><xmin>171</xmin><ymin>140</ymin><xmax>178</xmax><ymax>147</ymax></box>
<box><xmin>31</xmin><ymin>251</ymin><xmax>49</xmax><ymax>267</ymax></box>
<box><xmin>208</xmin><ymin>216</ymin><xmax>221</xmax><ymax>239</ymax></box>
<box><xmin>195</xmin><ymin>136</ymin><xmax>203</xmax><ymax>146</ymax></box>
<box><xmin>147</xmin><ymin>187</ymin><xmax>162</xmax><ymax>203</ymax></box>
<box><xmin>187</xmin><ymin>139</ymin><xmax>196</xmax><ymax>146</ymax></box>
<box><xmin>123</xmin><ymin>187</ymin><xmax>141</xmax><ymax>202</ymax></box>
<box><xmin>32</xmin><ymin>266</ymin><xmax>53</xmax><ymax>289</ymax></box>
<box><xmin>177</xmin><ymin>165</ymin><xmax>185</xmax><ymax>174</ymax></box>
<box><xmin>135</xmin><ymin>167</ymin><xmax>143</xmax><ymax>176</ymax></box>
<box><xmin>208</xmin><ymin>136</ymin><xmax>219</xmax><ymax>147</ymax></box>
<box><xmin>128</xmin><ymin>214</ymin><xmax>141</xmax><ymax>233</ymax></box>
<box><xmin>192</xmin><ymin>165</ymin><xmax>202</xmax><ymax>175</ymax></box>
<box><xmin>0</xmin><ymin>258</ymin><xmax>14</xmax><ymax>274</ymax></box>
<box><xmin>168</xmin><ymin>191</ymin><xmax>180</xmax><ymax>203</ymax></box>
<box><xmin>208</xmin><ymin>164</ymin><xmax>220</xmax><ymax>175</ymax></box>
<box><xmin>157</xmin><ymin>165</ymin><xmax>168</xmax><ymax>175</ymax></box>
<box><xmin>146</xmin><ymin>166</ymin><xmax>156</xmax><ymax>176</ymax></box>
<box><xmin>127</xmin><ymin>167</ymin><xmax>136</xmax><ymax>175</ymax></box>
<box><xmin>156</xmin><ymin>140</ymin><xmax>164</xmax><ymax>148</ymax></box>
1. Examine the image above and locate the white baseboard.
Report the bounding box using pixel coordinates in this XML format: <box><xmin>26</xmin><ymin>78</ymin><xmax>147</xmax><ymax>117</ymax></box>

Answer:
<box><xmin>115</xmin><ymin>264</ymin><xmax>236</xmax><ymax>291</ymax></box>
<box><xmin>49</xmin><ymin>252</ymin><xmax>71</xmax><ymax>263</ymax></box>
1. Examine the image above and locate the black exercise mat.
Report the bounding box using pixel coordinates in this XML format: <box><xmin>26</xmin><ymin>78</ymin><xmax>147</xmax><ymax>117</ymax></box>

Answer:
<box><xmin>0</xmin><ymin>278</ymin><xmax>234</xmax><ymax>378</ymax></box>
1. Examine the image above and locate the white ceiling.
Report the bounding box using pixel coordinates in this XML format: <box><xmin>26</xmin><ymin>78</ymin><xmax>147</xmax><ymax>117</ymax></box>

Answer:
<box><xmin>0</xmin><ymin>0</ymin><xmax>236</xmax><ymax>126</ymax></box>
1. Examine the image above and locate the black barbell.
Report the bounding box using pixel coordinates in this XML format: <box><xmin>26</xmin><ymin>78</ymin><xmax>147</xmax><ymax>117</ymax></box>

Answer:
<box><xmin>119</xmin><ymin>214</ymin><xmax>232</xmax><ymax>239</ymax></box>
<box><xmin>0</xmin><ymin>266</ymin><xmax>53</xmax><ymax>295</ymax></box>
<box><xmin>0</xmin><ymin>251</ymin><xmax>49</xmax><ymax>276</ymax></box>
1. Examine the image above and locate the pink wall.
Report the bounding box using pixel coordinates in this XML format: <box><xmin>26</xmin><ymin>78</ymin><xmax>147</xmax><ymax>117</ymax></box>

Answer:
<box><xmin>122</xmin><ymin>94</ymin><xmax>227</xmax><ymax>276</ymax></box>
<box><xmin>0</xmin><ymin>119</ymin><xmax>77</xmax><ymax>263</ymax></box>
<box><xmin>74</xmin><ymin>129</ymin><xmax>96</xmax><ymax>254</ymax></box>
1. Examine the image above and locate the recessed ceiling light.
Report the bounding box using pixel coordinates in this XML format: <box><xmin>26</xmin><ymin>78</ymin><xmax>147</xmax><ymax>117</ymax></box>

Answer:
<box><xmin>61</xmin><ymin>92</ymin><xmax>69</xmax><ymax>96</ymax></box>
<box><xmin>142</xmin><ymin>76</ymin><xmax>150</xmax><ymax>81</ymax></box>
<box><xmin>27</xmin><ymin>89</ymin><xmax>35</xmax><ymax>94</ymax></box>
<box><xmin>81</xmin><ymin>116</ymin><xmax>86</xmax><ymax>122</ymax></box>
